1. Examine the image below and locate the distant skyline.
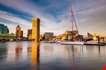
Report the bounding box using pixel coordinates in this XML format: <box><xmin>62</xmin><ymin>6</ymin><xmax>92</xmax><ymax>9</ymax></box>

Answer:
<box><xmin>0</xmin><ymin>0</ymin><xmax>106</xmax><ymax>36</ymax></box>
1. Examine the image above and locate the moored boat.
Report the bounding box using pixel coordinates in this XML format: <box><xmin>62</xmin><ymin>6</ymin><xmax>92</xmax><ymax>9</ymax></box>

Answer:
<box><xmin>57</xmin><ymin>41</ymin><xmax>84</xmax><ymax>45</ymax></box>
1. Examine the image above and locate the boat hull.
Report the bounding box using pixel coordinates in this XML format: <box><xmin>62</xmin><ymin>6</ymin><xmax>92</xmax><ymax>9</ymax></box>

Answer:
<box><xmin>57</xmin><ymin>41</ymin><xmax>84</xmax><ymax>45</ymax></box>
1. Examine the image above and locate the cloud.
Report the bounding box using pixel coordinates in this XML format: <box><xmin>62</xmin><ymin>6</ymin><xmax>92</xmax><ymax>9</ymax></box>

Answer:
<box><xmin>0</xmin><ymin>0</ymin><xmax>106</xmax><ymax>36</ymax></box>
<box><xmin>77</xmin><ymin>3</ymin><xmax>106</xmax><ymax>35</ymax></box>
<box><xmin>0</xmin><ymin>11</ymin><xmax>31</xmax><ymax>36</ymax></box>
<box><xmin>0</xmin><ymin>0</ymin><xmax>72</xmax><ymax>35</ymax></box>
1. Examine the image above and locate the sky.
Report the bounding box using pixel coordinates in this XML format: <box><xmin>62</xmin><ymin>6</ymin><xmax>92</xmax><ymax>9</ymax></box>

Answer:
<box><xmin>0</xmin><ymin>0</ymin><xmax>106</xmax><ymax>36</ymax></box>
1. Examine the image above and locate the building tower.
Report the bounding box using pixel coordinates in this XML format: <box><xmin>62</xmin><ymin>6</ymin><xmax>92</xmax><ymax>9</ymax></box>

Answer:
<box><xmin>27</xmin><ymin>29</ymin><xmax>32</xmax><ymax>40</ymax></box>
<box><xmin>32</xmin><ymin>17</ymin><xmax>40</xmax><ymax>43</ymax></box>
<box><xmin>16</xmin><ymin>25</ymin><xmax>23</xmax><ymax>40</ymax></box>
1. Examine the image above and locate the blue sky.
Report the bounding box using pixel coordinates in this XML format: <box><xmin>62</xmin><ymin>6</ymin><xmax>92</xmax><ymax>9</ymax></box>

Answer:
<box><xmin>0</xmin><ymin>0</ymin><xmax>106</xmax><ymax>36</ymax></box>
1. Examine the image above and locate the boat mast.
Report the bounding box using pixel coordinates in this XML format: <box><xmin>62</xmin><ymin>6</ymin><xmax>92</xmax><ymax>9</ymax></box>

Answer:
<box><xmin>71</xmin><ymin>5</ymin><xmax>79</xmax><ymax>41</ymax></box>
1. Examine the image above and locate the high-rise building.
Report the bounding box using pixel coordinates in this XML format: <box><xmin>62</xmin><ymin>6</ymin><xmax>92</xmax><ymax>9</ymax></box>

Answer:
<box><xmin>16</xmin><ymin>25</ymin><xmax>23</xmax><ymax>40</ymax></box>
<box><xmin>32</xmin><ymin>17</ymin><xmax>40</xmax><ymax>43</ymax></box>
<box><xmin>20</xmin><ymin>30</ymin><xmax>23</xmax><ymax>38</ymax></box>
<box><xmin>27</xmin><ymin>29</ymin><xmax>32</xmax><ymax>40</ymax></box>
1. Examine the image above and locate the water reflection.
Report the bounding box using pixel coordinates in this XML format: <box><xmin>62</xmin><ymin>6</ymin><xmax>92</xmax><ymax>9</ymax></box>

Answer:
<box><xmin>0</xmin><ymin>43</ymin><xmax>7</xmax><ymax>62</ymax></box>
<box><xmin>98</xmin><ymin>46</ymin><xmax>101</xmax><ymax>55</ymax></box>
<box><xmin>15</xmin><ymin>42</ymin><xmax>22</xmax><ymax>61</ymax></box>
<box><xmin>31</xmin><ymin>41</ymin><xmax>40</xmax><ymax>70</ymax></box>
<box><xmin>0</xmin><ymin>42</ymin><xmax>106</xmax><ymax>70</ymax></box>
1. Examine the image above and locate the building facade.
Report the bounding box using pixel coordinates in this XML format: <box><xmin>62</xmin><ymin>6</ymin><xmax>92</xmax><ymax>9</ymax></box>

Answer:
<box><xmin>62</xmin><ymin>30</ymin><xmax>79</xmax><ymax>41</ymax></box>
<box><xmin>32</xmin><ymin>17</ymin><xmax>40</xmax><ymax>43</ymax></box>
<box><xmin>27</xmin><ymin>29</ymin><xmax>32</xmax><ymax>40</ymax></box>
<box><xmin>0</xmin><ymin>24</ymin><xmax>9</xmax><ymax>34</ymax></box>
<box><xmin>43</xmin><ymin>32</ymin><xmax>54</xmax><ymax>41</ymax></box>
<box><xmin>16</xmin><ymin>25</ymin><xmax>23</xmax><ymax>40</ymax></box>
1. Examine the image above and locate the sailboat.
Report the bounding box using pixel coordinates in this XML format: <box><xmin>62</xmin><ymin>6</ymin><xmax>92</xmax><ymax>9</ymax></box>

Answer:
<box><xmin>57</xmin><ymin>5</ymin><xmax>84</xmax><ymax>45</ymax></box>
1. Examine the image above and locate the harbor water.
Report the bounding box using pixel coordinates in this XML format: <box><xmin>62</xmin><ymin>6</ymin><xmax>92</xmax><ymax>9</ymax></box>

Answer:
<box><xmin>0</xmin><ymin>41</ymin><xmax>106</xmax><ymax>70</ymax></box>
